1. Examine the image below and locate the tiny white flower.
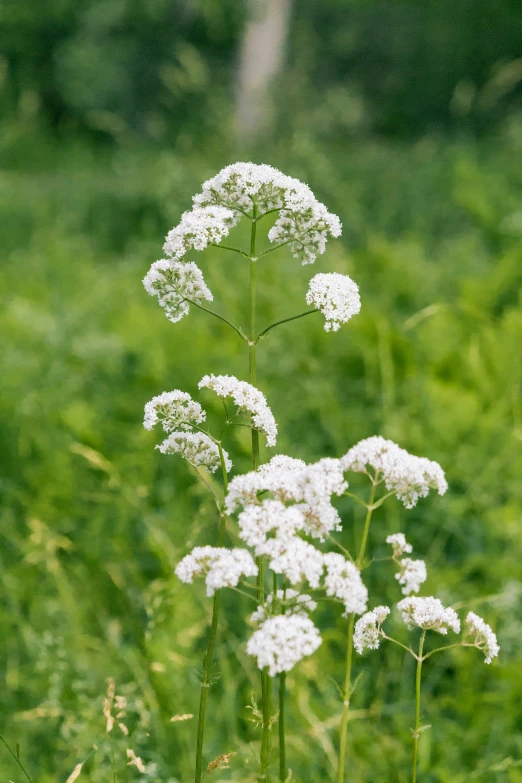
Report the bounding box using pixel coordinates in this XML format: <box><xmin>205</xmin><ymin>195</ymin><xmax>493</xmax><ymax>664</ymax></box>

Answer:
<box><xmin>175</xmin><ymin>546</ymin><xmax>258</xmax><ymax>596</ymax></box>
<box><xmin>386</xmin><ymin>532</ymin><xmax>413</xmax><ymax>557</ymax></box>
<box><xmin>143</xmin><ymin>260</ymin><xmax>213</xmax><ymax>324</ymax></box>
<box><xmin>323</xmin><ymin>553</ymin><xmax>368</xmax><ymax>615</ymax></box>
<box><xmin>199</xmin><ymin>374</ymin><xmax>277</xmax><ymax>447</ymax></box>
<box><xmin>395</xmin><ymin>558</ymin><xmax>427</xmax><ymax>596</ymax></box>
<box><xmin>260</xmin><ymin>537</ymin><xmax>325</xmax><ymax>589</ymax></box>
<box><xmin>246</xmin><ymin>614</ymin><xmax>322</xmax><ymax>676</ymax></box>
<box><xmin>143</xmin><ymin>390</ymin><xmax>205</xmax><ymax>433</ymax></box>
<box><xmin>163</xmin><ymin>205</ymin><xmax>237</xmax><ymax>260</ymax></box>
<box><xmin>465</xmin><ymin>612</ymin><xmax>499</xmax><ymax>664</ymax></box>
<box><xmin>341</xmin><ymin>436</ymin><xmax>448</xmax><ymax>509</ymax></box>
<box><xmin>237</xmin><ymin>500</ymin><xmax>307</xmax><ymax>550</ymax></box>
<box><xmin>306</xmin><ymin>273</ymin><xmax>361</xmax><ymax>332</ymax></box>
<box><xmin>397</xmin><ymin>596</ymin><xmax>460</xmax><ymax>635</ymax></box>
<box><xmin>353</xmin><ymin>606</ymin><xmax>391</xmax><ymax>654</ymax></box>
<box><xmin>157</xmin><ymin>431</ymin><xmax>232</xmax><ymax>473</ymax></box>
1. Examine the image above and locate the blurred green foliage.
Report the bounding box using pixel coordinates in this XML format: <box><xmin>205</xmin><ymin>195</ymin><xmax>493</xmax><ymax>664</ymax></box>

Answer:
<box><xmin>1</xmin><ymin>0</ymin><xmax>522</xmax><ymax>780</ymax></box>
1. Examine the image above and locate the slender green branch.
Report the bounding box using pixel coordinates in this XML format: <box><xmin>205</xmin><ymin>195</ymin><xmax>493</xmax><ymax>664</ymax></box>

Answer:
<box><xmin>228</xmin><ymin>585</ymin><xmax>258</xmax><ymax>602</ymax></box>
<box><xmin>257</xmin><ymin>239</ymin><xmax>293</xmax><ymax>259</ymax></box>
<box><xmin>357</xmin><ymin>483</ymin><xmax>377</xmax><ymax>566</ymax></box>
<box><xmin>412</xmin><ymin>630</ymin><xmax>426</xmax><ymax>783</ymax></box>
<box><xmin>0</xmin><ymin>735</ymin><xmax>34</xmax><ymax>783</ymax></box>
<box><xmin>343</xmin><ymin>492</ymin><xmax>369</xmax><ymax>510</ymax></box>
<box><xmin>258</xmin><ymin>310</ymin><xmax>319</xmax><ymax>340</ymax></box>
<box><xmin>279</xmin><ymin>672</ymin><xmax>287</xmax><ymax>783</ymax></box>
<box><xmin>256</xmin><ymin>207</ymin><xmax>283</xmax><ymax>221</ymax></box>
<box><xmin>422</xmin><ymin>642</ymin><xmax>465</xmax><ymax>661</ymax></box>
<box><xmin>325</xmin><ymin>532</ymin><xmax>354</xmax><ymax>561</ymax></box>
<box><xmin>211</xmin><ymin>242</ymin><xmax>252</xmax><ymax>260</ymax></box>
<box><xmin>184</xmin><ymin>297</ymin><xmax>247</xmax><ymax>341</ymax></box>
<box><xmin>381</xmin><ymin>634</ymin><xmax>417</xmax><ymax>658</ymax></box>
<box><xmin>370</xmin><ymin>490</ymin><xmax>397</xmax><ymax>510</ymax></box>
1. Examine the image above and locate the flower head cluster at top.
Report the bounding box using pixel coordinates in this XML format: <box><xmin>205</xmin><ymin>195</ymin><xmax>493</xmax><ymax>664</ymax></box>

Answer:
<box><xmin>175</xmin><ymin>546</ymin><xmax>258</xmax><ymax>596</ymax></box>
<box><xmin>246</xmin><ymin>614</ymin><xmax>322</xmax><ymax>677</ymax></box>
<box><xmin>386</xmin><ymin>533</ymin><xmax>427</xmax><ymax>595</ymax></box>
<box><xmin>194</xmin><ymin>162</ymin><xmax>341</xmax><ymax>265</ymax></box>
<box><xmin>341</xmin><ymin>436</ymin><xmax>448</xmax><ymax>509</ymax></box>
<box><xmin>306</xmin><ymin>273</ymin><xmax>361</xmax><ymax>332</ymax></box>
<box><xmin>199</xmin><ymin>374</ymin><xmax>277</xmax><ymax>447</ymax></box>
<box><xmin>354</xmin><ymin>598</ymin><xmax>499</xmax><ymax>664</ymax></box>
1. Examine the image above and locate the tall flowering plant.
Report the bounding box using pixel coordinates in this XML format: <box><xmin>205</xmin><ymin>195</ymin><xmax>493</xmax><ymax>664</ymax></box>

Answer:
<box><xmin>142</xmin><ymin>163</ymin><xmax>499</xmax><ymax>783</ymax></box>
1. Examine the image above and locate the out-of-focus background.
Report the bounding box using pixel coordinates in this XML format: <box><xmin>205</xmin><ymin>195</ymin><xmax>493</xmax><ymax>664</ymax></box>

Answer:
<box><xmin>1</xmin><ymin>1</ymin><xmax>522</xmax><ymax>780</ymax></box>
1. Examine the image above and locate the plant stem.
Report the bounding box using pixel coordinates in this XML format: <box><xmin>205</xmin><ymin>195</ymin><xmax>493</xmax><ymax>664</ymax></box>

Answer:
<box><xmin>258</xmin><ymin>309</ymin><xmax>319</xmax><ymax>340</ymax></box>
<box><xmin>248</xmin><ymin>205</ymin><xmax>272</xmax><ymax>783</ymax></box>
<box><xmin>412</xmin><ymin>630</ymin><xmax>426</xmax><ymax>783</ymax></box>
<box><xmin>194</xmin><ymin>449</ymin><xmax>229</xmax><ymax>783</ymax></box>
<box><xmin>0</xmin><ymin>735</ymin><xmax>34</xmax><ymax>783</ymax></box>
<box><xmin>279</xmin><ymin>672</ymin><xmax>287</xmax><ymax>782</ymax></box>
<box><xmin>336</xmin><ymin>482</ymin><xmax>377</xmax><ymax>783</ymax></box>
<box><xmin>183</xmin><ymin>297</ymin><xmax>247</xmax><ymax>341</ymax></box>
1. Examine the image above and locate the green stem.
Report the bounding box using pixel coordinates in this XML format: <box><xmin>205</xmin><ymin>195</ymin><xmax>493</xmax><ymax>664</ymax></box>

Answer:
<box><xmin>337</xmin><ymin>483</ymin><xmax>377</xmax><ymax>783</ymax></box>
<box><xmin>412</xmin><ymin>631</ymin><xmax>426</xmax><ymax>783</ymax></box>
<box><xmin>194</xmin><ymin>447</ymin><xmax>229</xmax><ymax>783</ymax></box>
<box><xmin>0</xmin><ymin>735</ymin><xmax>34</xmax><ymax>783</ymax></box>
<box><xmin>183</xmin><ymin>297</ymin><xmax>247</xmax><ymax>341</ymax></box>
<box><xmin>258</xmin><ymin>310</ymin><xmax>319</xmax><ymax>340</ymax></box>
<box><xmin>211</xmin><ymin>242</ymin><xmax>251</xmax><ymax>259</ymax></box>
<box><xmin>279</xmin><ymin>672</ymin><xmax>287</xmax><ymax>782</ymax></box>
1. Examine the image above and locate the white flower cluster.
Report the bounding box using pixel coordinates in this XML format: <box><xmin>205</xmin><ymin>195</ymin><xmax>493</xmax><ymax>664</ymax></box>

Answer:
<box><xmin>386</xmin><ymin>533</ymin><xmax>426</xmax><ymax>595</ymax></box>
<box><xmin>157</xmin><ymin>431</ymin><xmax>232</xmax><ymax>473</ymax></box>
<box><xmin>246</xmin><ymin>614</ymin><xmax>322</xmax><ymax>676</ymax></box>
<box><xmin>226</xmin><ymin>454</ymin><xmax>346</xmax><ymax>539</ymax></box>
<box><xmin>238</xmin><ymin>500</ymin><xmax>305</xmax><ymax>549</ymax></box>
<box><xmin>323</xmin><ymin>553</ymin><xmax>368</xmax><ymax>615</ymax></box>
<box><xmin>194</xmin><ymin>162</ymin><xmax>342</xmax><ymax>265</ymax></box>
<box><xmin>143</xmin><ymin>390</ymin><xmax>205</xmax><ymax>432</ymax></box>
<box><xmin>261</xmin><ymin>537</ymin><xmax>325</xmax><ymax>588</ymax></box>
<box><xmin>395</xmin><ymin>558</ymin><xmax>427</xmax><ymax>596</ymax></box>
<box><xmin>143</xmin><ymin>259</ymin><xmax>213</xmax><ymax>324</ymax></box>
<box><xmin>163</xmin><ymin>205</ymin><xmax>236</xmax><ymax>260</ymax></box>
<box><xmin>199</xmin><ymin>374</ymin><xmax>277</xmax><ymax>447</ymax></box>
<box><xmin>341</xmin><ymin>436</ymin><xmax>448</xmax><ymax>509</ymax></box>
<box><xmin>306</xmin><ymin>273</ymin><xmax>361</xmax><ymax>332</ymax></box>
<box><xmin>250</xmin><ymin>589</ymin><xmax>317</xmax><ymax>625</ymax></box>
<box><xmin>175</xmin><ymin>546</ymin><xmax>258</xmax><ymax>596</ymax></box>
<box><xmin>397</xmin><ymin>597</ymin><xmax>461</xmax><ymax>635</ymax></box>
<box><xmin>465</xmin><ymin>612</ymin><xmax>500</xmax><ymax>664</ymax></box>
<box><xmin>353</xmin><ymin>606</ymin><xmax>391</xmax><ymax>654</ymax></box>
<box><xmin>386</xmin><ymin>533</ymin><xmax>413</xmax><ymax>556</ymax></box>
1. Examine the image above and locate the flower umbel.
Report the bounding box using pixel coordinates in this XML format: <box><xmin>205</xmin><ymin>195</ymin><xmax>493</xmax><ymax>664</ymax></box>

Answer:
<box><xmin>175</xmin><ymin>546</ymin><xmax>258</xmax><ymax>596</ymax></box>
<box><xmin>397</xmin><ymin>596</ymin><xmax>460</xmax><ymax>635</ymax></box>
<box><xmin>353</xmin><ymin>606</ymin><xmax>391</xmax><ymax>654</ymax></box>
<box><xmin>163</xmin><ymin>205</ymin><xmax>236</xmax><ymax>260</ymax></box>
<box><xmin>323</xmin><ymin>553</ymin><xmax>368</xmax><ymax>615</ymax></box>
<box><xmin>465</xmin><ymin>612</ymin><xmax>500</xmax><ymax>664</ymax></box>
<box><xmin>157</xmin><ymin>431</ymin><xmax>232</xmax><ymax>473</ymax></box>
<box><xmin>306</xmin><ymin>272</ymin><xmax>361</xmax><ymax>332</ymax></box>
<box><xmin>143</xmin><ymin>260</ymin><xmax>213</xmax><ymax>324</ymax></box>
<box><xmin>143</xmin><ymin>390</ymin><xmax>205</xmax><ymax>433</ymax></box>
<box><xmin>246</xmin><ymin>614</ymin><xmax>322</xmax><ymax>676</ymax></box>
<box><xmin>395</xmin><ymin>558</ymin><xmax>427</xmax><ymax>596</ymax></box>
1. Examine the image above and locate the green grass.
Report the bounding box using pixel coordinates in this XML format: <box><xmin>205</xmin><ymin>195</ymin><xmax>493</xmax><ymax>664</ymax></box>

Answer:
<box><xmin>1</xmin><ymin>129</ymin><xmax>522</xmax><ymax>782</ymax></box>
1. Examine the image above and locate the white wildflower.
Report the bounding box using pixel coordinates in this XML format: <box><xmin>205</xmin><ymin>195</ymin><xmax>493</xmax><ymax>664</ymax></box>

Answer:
<box><xmin>237</xmin><ymin>500</ymin><xmax>306</xmax><ymax>549</ymax></box>
<box><xmin>397</xmin><ymin>596</ymin><xmax>460</xmax><ymax>635</ymax></box>
<box><xmin>395</xmin><ymin>558</ymin><xmax>427</xmax><ymax>595</ymax></box>
<box><xmin>323</xmin><ymin>553</ymin><xmax>368</xmax><ymax>615</ymax></box>
<box><xmin>143</xmin><ymin>390</ymin><xmax>205</xmax><ymax>432</ymax></box>
<box><xmin>194</xmin><ymin>162</ymin><xmax>342</xmax><ymax>265</ymax></box>
<box><xmin>306</xmin><ymin>273</ymin><xmax>361</xmax><ymax>332</ymax></box>
<box><xmin>163</xmin><ymin>205</ymin><xmax>236</xmax><ymax>260</ymax></box>
<box><xmin>386</xmin><ymin>532</ymin><xmax>413</xmax><ymax>557</ymax></box>
<box><xmin>341</xmin><ymin>435</ymin><xmax>448</xmax><ymax>509</ymax></box>
<box><xmin>353</xmin><ymin>606</ymin><xmax>391</xmax><ymax>654</ymax></box>
<box><xmin>225</xmin><ymin>455</ymin><xmax>346</xmax><ymax>540</ymax></box>
<box><xmin>126</xmin><ymin>748</ymin><xmax>146</xmax><ymax>773</ymax></box>
<box><xmin>246</xmin><ymin>614</ymin><xmax>322</xmax><ymax>676</ymax></box>
<box><xmin>261</xmin><ymin>537</ymin><xmax>325</xmax><ymax>589</ymax></box>
<box><xmin>199</xmin><ymin>374</ymin><xmax>277</xmax><ymax>446</ymax></box>
<box><xmin>156</xmin><ymin>431</ymin><xmax>232</xmax><ymax>473</ymax></box>
<box><xmin>250</xmin><ymin>589</ymin><xmax>317</xmax><ymax>625</ymax></box>
<box><xmin>143</xmin><ymin>259</ymin><xmax>213</xmax><ymax>324</ymax></box>
<box><xmin>175</xmin><ymin>546</ymin><xmax>258</xmax><ymax>596</ymax></box>
<box><xmin>465</xmin><ymin>612</ymin><xmax>499</xmax><ymax>664</ymax></box>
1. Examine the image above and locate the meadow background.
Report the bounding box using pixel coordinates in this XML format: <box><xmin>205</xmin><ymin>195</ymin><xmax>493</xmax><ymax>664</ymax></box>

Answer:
<box><xmin>1</xmin><ymin>1</ymin><xmax>522</xmax><ymax>780</ymax></box>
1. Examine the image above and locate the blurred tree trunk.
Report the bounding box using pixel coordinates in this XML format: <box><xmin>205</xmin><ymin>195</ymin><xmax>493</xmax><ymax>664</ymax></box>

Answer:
<box><xmin>235</xmin><ymin>0</ymin><xmax>292</xmax><ymax>141</ymax></box>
